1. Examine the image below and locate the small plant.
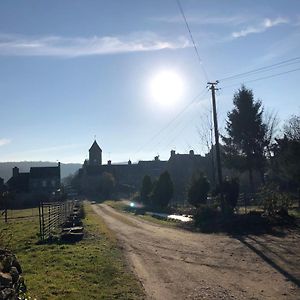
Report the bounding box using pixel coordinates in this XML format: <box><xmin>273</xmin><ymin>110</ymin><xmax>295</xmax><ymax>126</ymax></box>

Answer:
<box><xmin>260</xmin><ymin>184</ymin><xmax>293</xmax><ymax>217</ymax></box>
<box><xmin>193</xmin><ymin>206</ymin><xmax>220</xmax><ymax>231</ymax></box>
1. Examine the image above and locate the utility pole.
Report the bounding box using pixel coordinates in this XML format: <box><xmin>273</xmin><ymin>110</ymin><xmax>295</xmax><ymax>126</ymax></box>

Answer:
<box><xmin>207</xmin><ymin>81</ymin><xmax>224</xmax><ymax>209</ymax></box>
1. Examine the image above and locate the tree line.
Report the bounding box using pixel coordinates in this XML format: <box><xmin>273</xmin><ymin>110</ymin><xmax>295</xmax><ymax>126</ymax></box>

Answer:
<box><xmin>140</xmin><ymin>84</ymin><xmax>300</xmax><ymax>217</ymax></box>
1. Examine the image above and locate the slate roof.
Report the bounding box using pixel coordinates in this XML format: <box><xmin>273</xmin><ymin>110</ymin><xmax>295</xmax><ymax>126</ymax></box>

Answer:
<box><xmin>7</xmin><ymin>173</ymin><xmax>30</xmax><ymax>192</ymax></box>
<box><xmin>30</xmin><ymin>166</ymin><xmax>60</xmax><ymax>178</ymax></box>
<box><xmin>89</xmin><ymin>140</ymin><xmax>102</xmax><ymax>152</ymax></box>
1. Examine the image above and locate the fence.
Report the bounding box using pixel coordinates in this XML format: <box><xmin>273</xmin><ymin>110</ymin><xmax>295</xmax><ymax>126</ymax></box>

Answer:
<box><xmin>38</xmin><ymin>200</ymin><xmax>74</xmax><ymax>241</ymax></box>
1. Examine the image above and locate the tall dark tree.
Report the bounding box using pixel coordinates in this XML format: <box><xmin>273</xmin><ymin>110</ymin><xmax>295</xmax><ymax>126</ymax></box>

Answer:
<box><xmin>140</xmin><ymin>175</ymin><xmax>152</xmax><ymax>205</ymax></box>
<box><xmin>151</xmin><ymin>171</ymin><xmax>173</xmax><ymax>209</ymax></box>
<box><xmin>98</xmin><ymin>172</ymin><xmax>115</xmax><ymax>198</ymax></box>
<box><xmin>272</xmin><ymin>136</ymin><xmax>300</xmax><ymax>186</ymax></box>
<box><xmin>223</xmin><ymin>85</ymin><xmax>267</xmax><ymax>191</ymax></box>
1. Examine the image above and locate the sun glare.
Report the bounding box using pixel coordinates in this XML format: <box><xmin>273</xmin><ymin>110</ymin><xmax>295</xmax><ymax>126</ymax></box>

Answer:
<box><xmin>149</xmin><ymin>70</ymin><xmax>184</xmax><ymax>107</ymax></box>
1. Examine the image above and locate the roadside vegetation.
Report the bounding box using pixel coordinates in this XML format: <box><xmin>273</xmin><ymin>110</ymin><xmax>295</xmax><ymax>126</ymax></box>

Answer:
<box><xmin>104</xmin><ymin>200</ymin><xmax>178</xmax><ymax>227</ymax></box>
<box><xmin>0</xmin><ymin>203</ymin><xmax>144</xmax><ymax>300</ymax></box>
<box><xmin>69</xmin><ymin>84</ymin><xmax>300</xmax><ymax>234</ymax></box>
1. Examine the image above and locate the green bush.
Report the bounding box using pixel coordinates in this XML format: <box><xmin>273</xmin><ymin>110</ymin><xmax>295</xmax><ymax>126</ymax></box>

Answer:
<box><xmin>260</xmin><ymin>184</ymin><xmax>293</xmax><ymax>217</ymax></box>
<box><xmin>140</xmin><ymin>175</ymin><xmax>152</xmax><ymax>206</ymax></box>
<box><xmin>188</xmin><ymin>174</ymin><xmax>210</xmax><ymax>208</ymax></box>
<box><xmin>193</xmin><ymin>206</ymin><xmax>220</xmax><ymax>231</ymax></box>
<box><xmin>151</xmin><ymin>171</ymin><xmax>173</xmax><ymax>209</ymax></box>
<box><xmin>223</xmin><ymin>177</ymin><xmax>240</xmax><ymax>212</ymax></box>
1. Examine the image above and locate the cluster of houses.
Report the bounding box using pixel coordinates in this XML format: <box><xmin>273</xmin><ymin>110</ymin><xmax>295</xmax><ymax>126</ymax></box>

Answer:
<box><xmin>0</xmin><ymin>140</ymin><xmax>215</xmax><ymax>205</ymax></box>
<box><xmin>76</xmin><ymin>140</ymin><xmax>212</xmax><ymax>202</ymax></box>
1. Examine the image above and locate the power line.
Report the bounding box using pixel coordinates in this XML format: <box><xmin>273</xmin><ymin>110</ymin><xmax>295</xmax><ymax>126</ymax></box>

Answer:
<box><xmin>221</xmin><ymin>67</ymin><xmax>300</xmax><ymax>90</ymax></box>
<box><xmin>219</xmin><ymin>56</ymin><xmax>300</xmax><ymax>82</ymax></box>
<box><xmin>176</xmin><ymin>0</ymin><xmax>209</xmax><ymax>81</ymax></box>
<box><xmin>134</xmin><ymin>87</ymin><xmax>207</xmax><ymax>157</ymax></box>
<box><xmin>159</xmin><ymin>98</ymin><xmax>209</xmax><ymax>153</ymax></box>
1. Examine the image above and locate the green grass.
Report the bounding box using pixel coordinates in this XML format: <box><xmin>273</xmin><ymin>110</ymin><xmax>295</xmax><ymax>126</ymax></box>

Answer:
<box><xmin>104</xmin><ymin>200</ymin><xmax>178</xmax><ymax>227</ymax></box>
<box><xmin>0</xmin><ymin>203</ymin><xmax>144</xmax><ymax>300</ymax></box>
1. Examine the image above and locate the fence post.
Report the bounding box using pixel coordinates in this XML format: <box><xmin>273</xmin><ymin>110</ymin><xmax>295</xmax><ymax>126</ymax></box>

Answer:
<box><xmin>41</xmin><ymin>201</ymin><xmax>45</xmax><ymax>241</ymax></box>
<box><xmin>244</xmin><ymin>193</ymin><xmax>247</xmax><ymax>214</ymax></box>
<box><xmin>38</xmin><ymin>202</ymin><xmax>42</xmax><ymax>240</ymax></box>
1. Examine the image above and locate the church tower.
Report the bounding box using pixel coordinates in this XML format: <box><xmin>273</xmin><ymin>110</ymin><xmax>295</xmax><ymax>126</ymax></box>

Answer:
<box><xmin>89</xmin><ymin>140</ymin><xmax>102</xmax><ymax>166</ymax></box>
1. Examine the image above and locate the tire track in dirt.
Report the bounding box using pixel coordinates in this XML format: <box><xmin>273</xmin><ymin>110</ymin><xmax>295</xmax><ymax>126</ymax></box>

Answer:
<box><xmin>92</xmin><ymin>203</ymin><xmax>299</xmax><ymax>300</ymax></box>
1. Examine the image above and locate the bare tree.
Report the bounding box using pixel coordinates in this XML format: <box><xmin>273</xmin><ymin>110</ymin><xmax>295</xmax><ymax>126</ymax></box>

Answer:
<box><xmin>283</xmin><ymin>114</ymin><xmax>300</xmax><ymax>141</ymax></box>
<box><xmin>197</xmin><ymin>111</ymin><xmax>216</xmax><ymax>186</ymax></box>
<box><xmin>264</xmin><ymin>110</ymin><xmax>280</xmax><ymax>159</ymax></box>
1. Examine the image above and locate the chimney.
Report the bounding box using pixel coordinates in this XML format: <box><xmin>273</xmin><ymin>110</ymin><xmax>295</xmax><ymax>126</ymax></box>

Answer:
<box><xmin>170</xmin><ymin>150</ymin><xmax>176</xmax><ymax>157</ymax></box>
<box><xmin>108</xmin><ymin>160</ymin><xmax>111</xmax><ymax>165</ymax></box>
<box><xmin>13</xmin><ymin>167</ymin><xmax>19</xmax><ymax>178</ymax></box>
<box><xmin>189</xmin><ymin>150</ymin><xmax>194</xmax><ymax>155</ymax></box>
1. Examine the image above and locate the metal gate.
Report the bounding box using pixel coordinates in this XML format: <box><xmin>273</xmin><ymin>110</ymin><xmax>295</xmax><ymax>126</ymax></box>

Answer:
<box><xmin>38</xmin><ymin>200</ymin><xmax>74</xmax><ymax>241</ymax></box>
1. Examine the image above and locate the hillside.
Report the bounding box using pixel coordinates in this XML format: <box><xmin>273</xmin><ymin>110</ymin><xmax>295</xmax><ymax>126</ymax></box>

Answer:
<box><xmin>0</xmin><ymin>161</ymin><xmax>82</xmax><ymax>182</ymax></box>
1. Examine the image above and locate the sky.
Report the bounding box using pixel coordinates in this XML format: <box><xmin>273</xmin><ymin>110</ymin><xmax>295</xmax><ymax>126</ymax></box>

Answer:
<box><xmin>0</xmin><ymin>0</ymin><xmax>300</xmax><ymax>164</ymax></box>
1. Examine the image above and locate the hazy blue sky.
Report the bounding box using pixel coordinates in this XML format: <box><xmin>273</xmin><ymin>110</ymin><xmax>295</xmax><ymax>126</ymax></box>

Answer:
<box><xmin>0</xmin><ymin>0</ymin><xmax>299</xmax><ymax>164</ymax></box>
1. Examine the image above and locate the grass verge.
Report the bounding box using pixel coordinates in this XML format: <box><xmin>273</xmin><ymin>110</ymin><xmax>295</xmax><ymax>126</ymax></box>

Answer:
<box><xmin>0</xmin><ymin>203</ymin><xmax>144</xmax><ymax>300</ymax></box>
<box><xmin>104</xmin><ymin>200</ymin><xmax>178</xmax><ymax>227</ymax></box>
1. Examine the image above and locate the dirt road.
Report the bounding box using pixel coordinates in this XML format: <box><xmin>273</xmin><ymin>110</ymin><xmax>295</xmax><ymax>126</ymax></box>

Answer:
<box><xmin>92</xmin><ymin>204</ymin><xmax>300</xmax><ymax>300</ymax></box>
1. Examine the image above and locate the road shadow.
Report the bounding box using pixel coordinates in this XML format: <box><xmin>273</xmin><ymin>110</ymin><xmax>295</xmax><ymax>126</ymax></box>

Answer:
<box><xmin>235</xmin><ymin>233</ymin><xmax>300</xmax><ymax>288</ymax></box>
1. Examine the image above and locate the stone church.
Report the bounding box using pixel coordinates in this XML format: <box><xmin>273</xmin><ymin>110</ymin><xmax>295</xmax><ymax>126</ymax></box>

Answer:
<box><xmin>77</xmin><ymin>140</ymin><xmax>211</xmax><ymax>203</ymax></box>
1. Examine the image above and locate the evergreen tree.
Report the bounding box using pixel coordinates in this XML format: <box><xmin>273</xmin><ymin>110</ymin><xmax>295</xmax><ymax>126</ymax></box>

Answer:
<box><xmin>99</xmin><ymin>172</ymin><xmax>115</xmax><ymax>198</ymax></box>
<box><xmin>222</xmin><ymin>177</ymin><xmax>240</xmax><ymax>212</ymax></box>
<box><xmin>188</xmin><ymin>174</ymin><xmax>210</xmax><ymax>208</ymax></box>
<box><xmin>223</xmin><ymin>85</ymin><xmax>267</xmax><ymax>191</ymax></box>
<box><xmin>151</xmin><ymin>171</ymin><xmax>173</xmax><ymax>209</ymax></box>
<box><xmin>140</xmin><ymin>175</ymin><xmax>152</xmax><ymax>205</ymax></box>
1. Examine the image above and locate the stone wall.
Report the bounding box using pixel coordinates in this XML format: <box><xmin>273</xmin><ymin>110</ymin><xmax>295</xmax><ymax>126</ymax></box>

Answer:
<box><xmin>0</xmin><ymin>249</ymin><xmax>25</xmax><ymax>300</ymax></box>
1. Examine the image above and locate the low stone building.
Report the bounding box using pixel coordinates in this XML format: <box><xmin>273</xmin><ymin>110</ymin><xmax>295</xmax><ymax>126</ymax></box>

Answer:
<box><xmin>6</xmin><ymin>163</ymin><xmax>61</xmax><ymax>206</ymax></box>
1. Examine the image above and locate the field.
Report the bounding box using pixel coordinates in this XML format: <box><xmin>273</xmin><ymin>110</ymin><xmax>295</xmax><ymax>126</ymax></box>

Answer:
<box><xmin>0</xmin><ymin>203</ymin><xmax>144</xmax><ymax>300</ymax></box>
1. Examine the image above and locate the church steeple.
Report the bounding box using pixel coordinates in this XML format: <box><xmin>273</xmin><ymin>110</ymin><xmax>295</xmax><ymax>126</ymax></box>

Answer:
<box><xmin>89</xmin><ymin>140</ymin><xmax>102</xmax><ymax>166</ymax></box>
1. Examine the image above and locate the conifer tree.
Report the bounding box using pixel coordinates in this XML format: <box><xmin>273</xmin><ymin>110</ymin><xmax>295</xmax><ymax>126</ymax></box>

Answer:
<box><xmin>140</xmin><ymin>175</ymin><xmax>152</xmax><ymax>205</ymax></box>
<box><xmin>151</xmin><ymin>171</ymin><xmax>173</xmax><ymax>209</ymax></box>
<box><xmin>223</xmin><ymin>85</ymin><xmax>267</xmax><ymax>191</ymax></box>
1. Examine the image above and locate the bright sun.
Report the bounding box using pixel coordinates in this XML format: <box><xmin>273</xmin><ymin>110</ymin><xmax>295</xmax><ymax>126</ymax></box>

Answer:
<box><xmin>149</xmin><ymin>70</ymin><xmax>184</xmax><ymax>107</ymax></box>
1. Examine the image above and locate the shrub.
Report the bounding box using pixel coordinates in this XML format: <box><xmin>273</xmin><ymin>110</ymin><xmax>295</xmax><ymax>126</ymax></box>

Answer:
<box><xmin>260</xmin><ymin>184</ymin><xmax>293</xmax><ymax>217</ymax></box>
<box><xmin>140</xmin><ymin>175</ymin><xmax>152</xmax><ymax>206</ymax></box>
<box><xmin>151</xmin><ymin>171</ymin><xmax>173</xmax><ymax>209</ymax></box>
<box><xmin>223</xmin><ymin>177</ymin><xmax>240</xmax><ymax>212</ymax></box>
<box><xmin>99</xmin><ymin>172</ymin><xmax>116</xmax><ymax>198</ymax></box>
<box><xmin>193</xmin><ymin>206</ymin><xmax>220</xmax><ymax>231</ymax></box>
<box><xmin>188</xmin><ymin>174</ymin><xmax>210</xmax><ymax>208</ymax></box>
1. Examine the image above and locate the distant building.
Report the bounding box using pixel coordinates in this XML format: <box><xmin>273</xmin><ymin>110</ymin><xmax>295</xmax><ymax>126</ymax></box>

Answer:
<box><xmin>6</xmin><ymin>163</ymin><xmax>61</xmax><ymax>197</ymax></box>
<box><xmin>77</xmin><ymin>140</ymin><xmax>210</xmax><ymax>203</ymax></box>
<box><xmin>89</xmin><ymin>140</ymin><xmax>102</xmax><ymax>166</ymax></box>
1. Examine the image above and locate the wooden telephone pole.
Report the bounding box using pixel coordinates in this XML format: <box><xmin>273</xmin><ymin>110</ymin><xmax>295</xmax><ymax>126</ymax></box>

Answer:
<box><xmin>207</xmin><ymin>81</ymin><xmax>224</xmax><ymax>208</ymax></box>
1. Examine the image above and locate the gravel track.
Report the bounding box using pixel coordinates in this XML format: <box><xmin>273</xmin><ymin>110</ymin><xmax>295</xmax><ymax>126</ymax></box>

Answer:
<box><xmin>92</xmin><ymin>203</ymin><xmax>300</xmax><ymax>300</ymax></box>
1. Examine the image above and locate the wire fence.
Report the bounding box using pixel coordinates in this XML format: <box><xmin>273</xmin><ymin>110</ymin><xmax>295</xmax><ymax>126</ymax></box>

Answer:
<box><xmin>38</xmin><ymin>200</ymin><xmax>75</xmax><ymax>241</ymax></box>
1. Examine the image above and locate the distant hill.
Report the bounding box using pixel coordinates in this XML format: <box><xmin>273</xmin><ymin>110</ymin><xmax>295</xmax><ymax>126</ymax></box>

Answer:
<box><xmin>0</xmin><ymin>162</ymin><xmax>82</xmax><ymax>182</ymax></box>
